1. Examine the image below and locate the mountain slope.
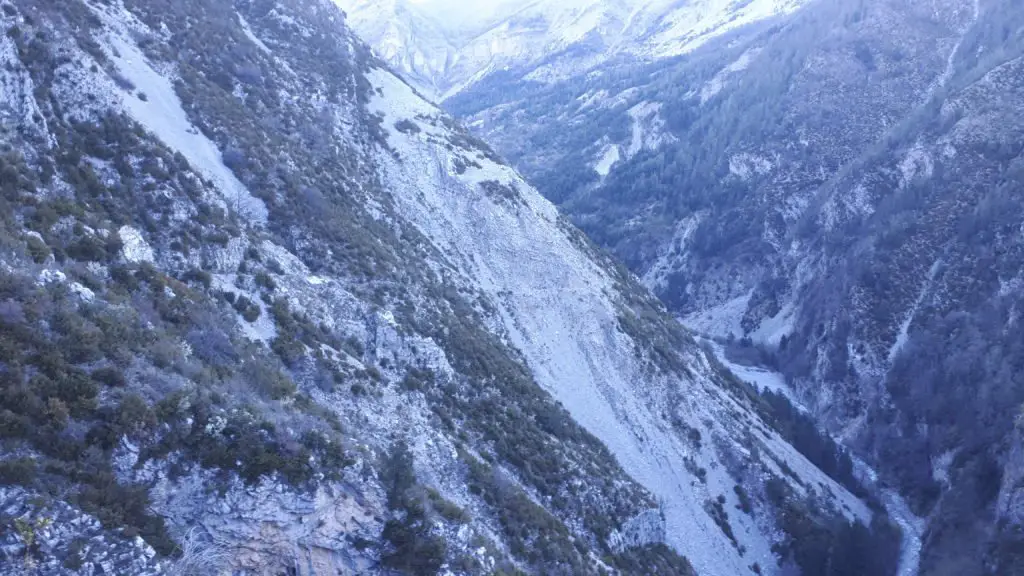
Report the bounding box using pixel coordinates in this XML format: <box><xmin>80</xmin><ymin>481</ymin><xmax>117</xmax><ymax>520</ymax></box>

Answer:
<box><xmin>338</xmin><ymin>0</ymin><xmax>460</xmax><ymax>98</ymax></box>
<box><xmin>0</xmin><ymin>0</ymin><xmax>883</xmax><ymax>575</ymax></box>
<box><xmin>367</xmin><ymin>0</ymin><xmax>1024</xmax><ymax>573</ymax></box>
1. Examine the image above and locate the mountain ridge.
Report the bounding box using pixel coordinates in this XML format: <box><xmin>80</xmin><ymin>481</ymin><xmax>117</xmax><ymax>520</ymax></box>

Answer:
<box><xmin>335</xmin><ymin>0</ymin><xmax>807</xmax><ymax>100</ymax></box>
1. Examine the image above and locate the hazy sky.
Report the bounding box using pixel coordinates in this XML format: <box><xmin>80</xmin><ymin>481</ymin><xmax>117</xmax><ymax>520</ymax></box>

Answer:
<box><xmin>408</xmin><ymin>0</ymin><xmax>519</xmax><ymax>7</ymax></box>
<box><xmin>407</xmin><ymin>0</ymin><xmax>527</xmax><ymax>21</ymax></box>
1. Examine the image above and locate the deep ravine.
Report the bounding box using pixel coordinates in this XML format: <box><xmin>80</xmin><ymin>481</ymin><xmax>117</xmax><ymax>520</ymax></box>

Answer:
<box><xmin>706</xmin><ymin>341</ymin><xmax>926</xmax><ymax>576</ymax></box>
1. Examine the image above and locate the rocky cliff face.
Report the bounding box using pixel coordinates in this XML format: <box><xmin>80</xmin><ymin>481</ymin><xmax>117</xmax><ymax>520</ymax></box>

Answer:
<box><xmin>0</xmin><ymin>0</ymin><xmax>878</xmax><ymax>575</ymax></box>
<box><xmin>370</xmin><ymin>0</ymin><xmax>1024</xmax><ymax>572</ymax></box>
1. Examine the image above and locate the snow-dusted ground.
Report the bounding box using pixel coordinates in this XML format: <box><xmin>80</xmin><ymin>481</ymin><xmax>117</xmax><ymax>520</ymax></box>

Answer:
<box><xmin>626</xmin><ymin>100</ymin><xmax>673</xmax><ymax>156</ymax></box>
<box><xmin>852</xmin><ymin>459</ymin><xmax>925</xmax><ymax>576</ymax></box>
<box><xmin>750</xmin><ymin>302</ymin><xmax>796</xmax><ymax>346</ymax></box>
<box><xmin>886</xmin><ymin>487</ymin><xmax>926</xmax><ymax>576</ymax></box>
<box><xmin>638</xmin><ymin>0</ymin><xmax>805</xmax><ymax>58</ymax></box>
<box><xmin>702</xmin><ymin>338</ymin><xmax>805</xmax><ymax>410</ymax></box>
<box><xmin>700</xmin><ymin>47</ymin><xmax>762</xmax><ymax>104</ymax></box>
<box><xmin>889</xmin><ymin>258</ymin><xmax>942</xmax><ymax>362</ymax></box>
<box><xmin>683</xmin><ymin>292</ymin><xmax>751</xmax><ymax>341</ymax></box>
<box><xmin>339</xmin><ymin>0</ymin><xmax>811</xmax><ymax>100</ymax></box>
<box><xmin>365</xmin><ymin>63</ymin><xmax>870</xmax><ymax>576</ymax></box>
<box><xmin>593</xmin><ymin>143</ymin><xmax>621</xmax><ymax>176</ymax></box>
<box><xmin>641</xmin><ymin>212</ymin><xmax>704</xmax><ymax>293</ymax></box>
<box><xmin>92</xmin><ymin>5</ymin><xmax>268</xmax><ymax>225</ymax></box>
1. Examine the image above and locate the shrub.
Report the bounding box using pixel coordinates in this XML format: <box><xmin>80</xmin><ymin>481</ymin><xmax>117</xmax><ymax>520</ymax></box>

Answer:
<box><xmin>0</xmin><ymin>299</ymin><xmax>24</xmax><ymax>324</ymax></box>
<box><xmin>25</xmin><ymin>235</ymin><xmax>50</xmax><ymax>263</ymax></box>
<box><xmin>427</xmin><ymin>488</ymin><xmax>469</xmax><ymax>524</ymax></box>
<box><xmin>611</xmin><ymin>544</ymin><xmax>695</xmax><ymax>576</ymax></box>
<box><xmin>380</xmin><ymin>441</ymin><xmax>448</xmax><ymax>575</ymax></box>
<box><xmin>65</xmin><ymin>236</ymin><xmax>109</xmax><ymax>262</ymax></box>
<box><xmin>118</xmin><ymin>393</ymin><xmax>156</xmax><ymax>435</ymax></box>
<box><xmin>0</xmin><ymin>458</ymin><xmax>37</xmax><ymax>485</ymax></box>
<box><xmin>271</xmin><ymin>333</ymin><xmax>305</xmax><ymax>368</ymax></box>
<box><xmin>222</xmin><ymin>148</ymin><xmax>247</xmax><ymax>171</ymax></box>
<box><xmin>182</xmin><ymin>268</ymin><xmax>212</xmax><ymax>289</ymax></box>
<box><xmin>394</xmin><ymin>119</ymin><xmax>421</xmax><ymax>135</ymax></box>
<box><xmin>381</xmin><ymin>516</ymin><xmax>446</xmax><ymax>576</ymax></box>
<box><xmin>706</xmin><ymin>498</ymin><xmax>738</xmax><ymax>548</ymax></box>
<box><xmin>233</xmin><ymin>295</ymin><xmax>260</xmax><ymax>322</ymax></box>
<box><xmin>186</xmin><ymin>328</ymin><xmax>238</xmax><ymax>368</ymax></box>
<box><xmin>248</xmin><ymin>365</ymin><xmax>296</xmax><ymax>400</ymax></box>
<box><xmin>254</xmin><ymin>271</ymin><xmax>275</xmax><ymax>291</ymax></box>
<box><xmin>111</xmin><ymin>71</ymin><xmax>135</xmax><ymax>91</ymax></box>
<box><xmin>91</xmin><ymin>366</ymin><xmax>127</xmax><ymax>387</ymax></box>
<box><xmin>734</xmin><ymin>485</ymin><xmax>753</xmax><ymax>515</ymax></box>
<box><xmin>75</xmin><ymin>477</ymin><xmax>176</xmax><ymax>556</ymax></box>
<box><xmin>45</xmin><ymin>397</ymin><xmax>70</xmax><ymax>429</ymax></box>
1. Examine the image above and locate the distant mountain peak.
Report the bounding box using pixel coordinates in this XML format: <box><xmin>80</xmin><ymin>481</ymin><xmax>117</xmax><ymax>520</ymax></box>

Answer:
<box><xmin>338</xmin><ymin>0</ymin><xmax>809</xmax><ymax>99</ymax></box>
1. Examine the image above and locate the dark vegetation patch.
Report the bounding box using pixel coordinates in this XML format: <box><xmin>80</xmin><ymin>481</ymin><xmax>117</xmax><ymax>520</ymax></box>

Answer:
<box><xmin>766</xmin><ymin>478</ymin><xmax>901</xmax><ymax>576</ymax></box>
<box><xmin>379</xmin><ymin>441</ymin><xmax>448</xmax><ymax>575</ymax></box>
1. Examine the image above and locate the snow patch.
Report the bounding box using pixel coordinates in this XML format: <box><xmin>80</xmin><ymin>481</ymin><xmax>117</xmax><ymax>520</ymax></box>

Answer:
<box><xmin>238</xmin><ymin>13</ymin><xmax>272</xmax><ymax>54</ymax></box>
<box><xmin>750</xmin><ymin>301</ymin><xmax>796</xmax><ymax>346</ymax></box>
<box><xmin>704</xmin><ymin>338</ymin><xmax>805</xmax><ymax>409</ymax></box>
<box><xmin>729</xmin><ymin>153</ymin><xmax>774</xmax><ymax>180</ymax></box>
<box><xmin>682</xmin><ymin>292</ymin><xmax>751</xmax><ymax>340</ymax></box>
<box><xmin>576</xmin><ymin>88</ymin><xmax>609</xmax><ymax>111</ymax></box>
<box><xmin>699</xmin><ymin>47</ymin><xmax>762</xmax><ymax>104</ymax></box>
<box><xmin>822</xmin><ymin>181</ymin><xmax>875</xmax><ymax>231</ymax></box>
<box><xmin>898</xmin><ymin>143</ymin><xmax>934</xmax><ymax>188</ymax></box>
<box><xmin>626</xmin><ymin>101</ymin><xmax>673</xmax><ymax>157</ymax></box>
<box><xmin>932</xmin><ymin>450</ymin><xmax>956</xmax><ymax>487</ymax></box>
<box><xmin>593</xmin><ymin>144</ymin><xmax>620</xmax><ymax>176</ymax></box>
<box><xmin>641</xmin><ymin>0</ymin><xmax>806</xmax><ymax>59</ymax></box>
<box><xmin>889</xmin><ymin>259</ymin><xmax>942</xmax><ymax>363</ymax></box>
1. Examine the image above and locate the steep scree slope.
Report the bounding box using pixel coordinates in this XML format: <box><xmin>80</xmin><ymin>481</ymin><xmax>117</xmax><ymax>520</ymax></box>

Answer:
<box><xmin>407</xmin><ymin>0</ymin><xmax>1024</xmax><ymax>573</ymax></box>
